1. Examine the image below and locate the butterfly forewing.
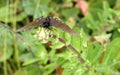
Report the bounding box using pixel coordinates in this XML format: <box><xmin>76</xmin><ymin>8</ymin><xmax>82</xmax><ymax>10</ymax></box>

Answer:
<box><xmin>50</xmin><ymin>17</ymin><xmax>80</xmax><ymax>36</ymax></box>
<box><xmin>15</xmin><ymin>17</ymin><xmax>46</xmax><ymax>32</ymax></box>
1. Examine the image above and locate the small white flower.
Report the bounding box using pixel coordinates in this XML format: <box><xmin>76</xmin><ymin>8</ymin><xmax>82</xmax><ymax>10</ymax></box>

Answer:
<box><xmin>34</xmin><ymin>27</ymin><xmax>52</xmax><ymax>43</ymax></box>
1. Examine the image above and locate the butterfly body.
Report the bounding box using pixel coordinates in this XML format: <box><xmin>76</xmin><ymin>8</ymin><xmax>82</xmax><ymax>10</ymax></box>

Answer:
<box><xmin>16</xmin><ymin>16</ymin><xmax>80</xmax><ymax>36</ymax></box>
<box><xmin>42</xmin><ymin>17</ymin><xmax>51</xmax><ymax>28</ymax></box>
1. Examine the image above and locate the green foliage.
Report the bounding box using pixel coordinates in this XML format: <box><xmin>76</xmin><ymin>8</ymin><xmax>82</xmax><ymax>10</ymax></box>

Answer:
<box><xmin>0</xmin><ymin>0</ymin><xmax>120</xmax><ymax>75</ymax></box>
<box><xmin>61</xmin><ymin>8</ymin><xmax>79</xmax><ymax>18</ymax></box>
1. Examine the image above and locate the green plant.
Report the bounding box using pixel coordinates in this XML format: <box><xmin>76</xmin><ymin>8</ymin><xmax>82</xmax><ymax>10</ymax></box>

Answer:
<box><xmin>0</xmin><ymin>0</ymin><xmax>120</xmax><ymax>75</ymax></box>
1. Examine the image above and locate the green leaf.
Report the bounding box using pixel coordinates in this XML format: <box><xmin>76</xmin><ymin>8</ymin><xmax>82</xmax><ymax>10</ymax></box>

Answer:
<box><xmin>40</xmin><ymin>0</ymin><xmax>51</xmax><ymax>5</ymax></box>
<box><xmin>0</xmin><ymin>0</ymin><xmax>8</xmax><ymax>7</ymax></box>
<box><xmin>22</xmin><ymin>58</ymin><xmax>40</xmax><ymax>66</ymax></box>
<box><xmin>0</xmin><ymin>3</ymin><xmax>27</xmax><ymax>23</ymax></box>
<box><xmin>87</xmin><ymin>42</ymin><xmax>104</xmax><ymax>64</ymax></box>
<box><xmin>43</xmin><ymin>62</ymin><xmax>56</xmax><ymax>75</ymax></box>
<box><xmin>104</xmin><ymin>38</ymin><xmax>120</xmax><ymax>65</ymax></box>
<box><xmin>22</xmin><ymin>0</ymin><xmax>49</xmax><ymax>18</ymax></box>
<box><xmin>14</xmin><ymin>65</ymin><xmax>42</xmax><ymax>75</ymax></box>
<box><xmin>61</xmin><ymin>8</ymin><xmax>79</xmax><ymax>18</ymax></box>
<box><xmin>0</xmin><ymin>24</ymin><xmax>13</xmax><ymax>62</ymax></box>
<box><xmin>0</xmin><ymin>46</ymin><xmax>13</xmax><ymax>62</ymax></box>
<box><xmin>50</xmin><ymin>38</ymin><xmax>65</xmax><ymax>49</ymax></box>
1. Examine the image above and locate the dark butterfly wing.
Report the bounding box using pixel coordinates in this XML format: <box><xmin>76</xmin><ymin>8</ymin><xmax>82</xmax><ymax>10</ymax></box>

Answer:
<box><xmin>15</xmin><ymin>17</ymin><xmax>46</xmax><ymax>32</ymax></box>
<box><xmin>50</xmin><ymin>17</ymin><xmax>80</xmax><ymax>36</ymax></box>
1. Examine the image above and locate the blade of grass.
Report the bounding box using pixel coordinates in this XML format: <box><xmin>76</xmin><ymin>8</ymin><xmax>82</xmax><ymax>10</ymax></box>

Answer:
<box><xmin>3</xmin><ymin>31</ymin><xmax>7</xmax><ymax>75</ymax></box>
<box><xmin>3</xmin><ymin>0</ymin><xmax>10</xmax><ymax>75</ymax></box>
<box><xmin>12</xmin><ymin>0</ymin><xmax>20</xmax><ymax>69</ymax></box>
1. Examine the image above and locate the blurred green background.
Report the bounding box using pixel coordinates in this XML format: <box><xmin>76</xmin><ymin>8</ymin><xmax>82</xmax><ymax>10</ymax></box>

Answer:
<box><xmin>0</xmin><ymin>0</ymin><xmax>120</xmax><ymax>75</ymax></box>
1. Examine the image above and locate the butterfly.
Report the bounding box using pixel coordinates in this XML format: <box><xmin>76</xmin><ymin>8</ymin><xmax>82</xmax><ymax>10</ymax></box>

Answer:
<box><xmin>15</xmin><ymin>16</ymin><xmax>80</xmax><ymax>36</ymax></box>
